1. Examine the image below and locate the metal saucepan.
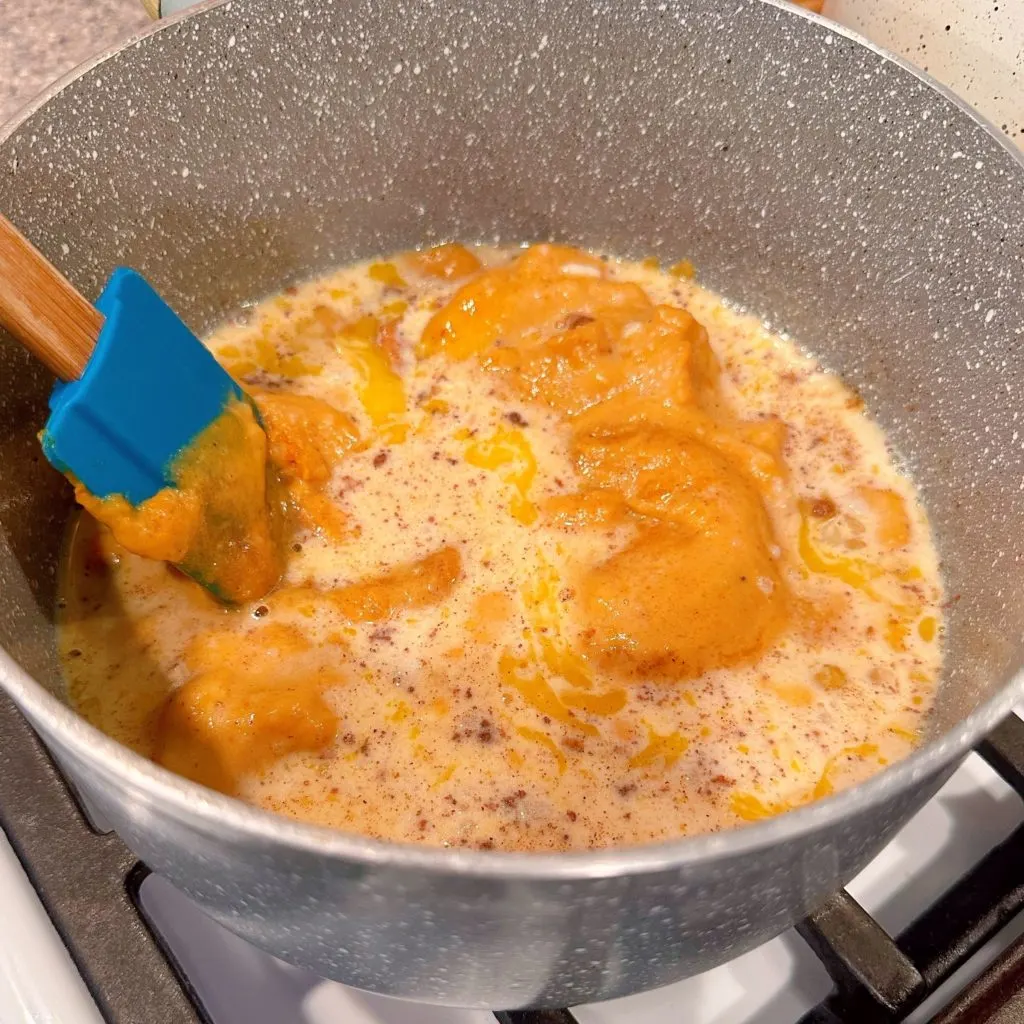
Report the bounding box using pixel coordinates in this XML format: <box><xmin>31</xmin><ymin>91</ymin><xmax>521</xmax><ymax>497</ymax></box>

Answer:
<box><xmin>1</xmin><ymin>0</ymin><xmax>1023</xmax><ymax>1008</ymax></box>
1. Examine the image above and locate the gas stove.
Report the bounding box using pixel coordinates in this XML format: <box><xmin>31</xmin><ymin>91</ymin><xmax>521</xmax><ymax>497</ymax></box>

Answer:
<box><xmin>4</xmin><ymin>694</ymin><xmax>1024</xmax><ymax>1024</ymax></box>
<box><xmin>1</xmin><ymin>1</ymin><xmax>1023</xmax><ymax>1022</ymax></box>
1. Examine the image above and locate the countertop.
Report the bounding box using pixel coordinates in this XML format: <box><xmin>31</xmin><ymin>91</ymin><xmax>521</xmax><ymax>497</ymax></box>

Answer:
<box><xmin>0</xmin><ymin>0</ymin><xmax>150</xmax><ymax>125</ymax></box>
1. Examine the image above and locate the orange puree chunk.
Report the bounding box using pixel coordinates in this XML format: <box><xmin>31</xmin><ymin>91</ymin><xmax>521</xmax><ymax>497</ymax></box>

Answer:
<box><xmin>326</xmin><ymin>547</ymin><xmax>462</xmax><ymax>621</ymax></box>
<box><xmin>573</xmin><ymin>427</ymin><xmax>775</xmax><ymax>531</ymax></box>
<box><xmin>569</xmin><ymin>426</ymin><xmax>787</xmax><ymax>679</ymax></box>
<box><xmin>419</xmin><ymin>244</ymin><xmax>650</xmax><ymax>361</ymax></box>
<box><xmin>579</xmin><ymin>520</ymin><xmax>787</xmax><ymax>680</ymax></box>
<box><xmin>74</xmin><ymin>398</ymin><xmax>284</xmax><ymax>604</ymax></box>
<box><xmin>285</xmin><ymin>479</ymin><xmax>350</xmax><ymax>541</ymax></box>
<box><xmin>184</xmin><ymin>621</ymin><xmax>313</xmax><ymax>675</ymax></box>
<box><xmin>265</xmin><ymin>548</ymin><xmax>462</xmax><ymax>623</ymax></box>
<box><xmin>368</xmin><ymin>261</ymin><xmax>407</xmax><ymax>289</ymax></box>
<box><xmin>488</xmin><ymin>304</ymin><xmax>718</xmax><ymax>423</ymax></box>
<box><xmin>541</xmin><ymin>488</ymin><xmax>632</xmax><ymax>529</ymax></box>
<box><xmin>155</xmin><ymin>668</ymin><xmax>338</xmax><ymax>795</ymax></box>
<box><xmin>409</xmin><ymin>242</ymin><xmax>482</xmax><ymax>280</ymax></box>
<box><xmin>857</xmin><ymin>486</ymin><xmax>912</xmax><ymax>550</ymax></box>
<box><xmin>254</xmin><ymin>392</ymin><xmax>359</xmax><ymax>540</ymax></box>
<box><xmin>73</xmin><ymin>484</ymin><xmax>199</xmax><ymax>566</ymax></box>
<box><xmin>254</xmin><ymin>392</ymin><xmax>359</xmax><ymax>485</ymax></box>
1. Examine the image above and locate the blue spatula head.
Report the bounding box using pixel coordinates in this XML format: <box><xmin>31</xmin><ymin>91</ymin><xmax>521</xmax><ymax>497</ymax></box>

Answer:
<box><xmin>42</xmin><ymin>267</ymin><xmax>244</xmax><ymax>504</ymax></box>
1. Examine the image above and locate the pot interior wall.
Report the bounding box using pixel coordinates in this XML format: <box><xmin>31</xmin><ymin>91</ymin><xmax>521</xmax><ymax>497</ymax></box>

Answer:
<box><xmin>1</xmin><ymin>0</ymin><xmax>1023</xmax><ymax>742</ymax></box>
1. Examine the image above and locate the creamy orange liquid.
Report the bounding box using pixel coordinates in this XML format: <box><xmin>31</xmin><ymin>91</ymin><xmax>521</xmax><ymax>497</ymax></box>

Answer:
<box><xmin>58</xmin><ymin>244</ymin><xmax>942</xmax><ymax>851</ymax></box>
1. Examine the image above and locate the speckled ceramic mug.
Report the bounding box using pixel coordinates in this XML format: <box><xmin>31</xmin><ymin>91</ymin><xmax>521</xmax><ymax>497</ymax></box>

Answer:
<box><xmin>1</xmin><ymin>0</ymin><xmax>1024</xmax><ymax>1008</ymax></box>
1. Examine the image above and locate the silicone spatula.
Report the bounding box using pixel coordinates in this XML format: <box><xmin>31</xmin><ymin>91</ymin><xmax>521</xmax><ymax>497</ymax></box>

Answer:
<box><xmin>0</xmin><ymin>211</ymin><xmax>265</xmax><ymax>599</ymax></box>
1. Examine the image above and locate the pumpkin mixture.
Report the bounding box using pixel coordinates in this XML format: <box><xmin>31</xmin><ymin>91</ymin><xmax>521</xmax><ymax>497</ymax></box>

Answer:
<box><xmin>57</xmin><ymin>243</ymin><xmax>943</xmax><ymax>851</ymax></box>
<box><xmin>71</xmin><ymin>396</ymin><xmax>285</xmax><ymax>604</ymax></box>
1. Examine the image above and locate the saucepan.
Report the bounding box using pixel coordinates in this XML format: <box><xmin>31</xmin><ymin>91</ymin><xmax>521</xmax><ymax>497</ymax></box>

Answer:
<box><xmin>1</xmin><ymin>0</ymin><xmax>1023</xmax><ymax>1008</ymax></box>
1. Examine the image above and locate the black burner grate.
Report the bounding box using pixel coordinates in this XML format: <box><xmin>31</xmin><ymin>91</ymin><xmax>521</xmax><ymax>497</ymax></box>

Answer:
<box><xmin>2</xmin><ymin>693</ymin><xmax>1024</xmax><ymax>1024</ymax></box>
<box><xmin>797</xmin><ymin>715</ymin><xmax>1024</xmax><ymax>1024</ymax></box>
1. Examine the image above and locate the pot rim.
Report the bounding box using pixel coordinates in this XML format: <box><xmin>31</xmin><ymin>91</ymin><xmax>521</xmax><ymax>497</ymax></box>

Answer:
<box><xmin>2</xmin><ymin>0</ymin><xmax>1023</xmax><ymax>881</ymax></box>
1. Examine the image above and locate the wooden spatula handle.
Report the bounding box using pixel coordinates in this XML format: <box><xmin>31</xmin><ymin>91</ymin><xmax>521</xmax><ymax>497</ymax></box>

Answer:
<box><xmin>0</xmin><ymin>213</ymin><xmax>102</xmax><ymax>381</ymax></box>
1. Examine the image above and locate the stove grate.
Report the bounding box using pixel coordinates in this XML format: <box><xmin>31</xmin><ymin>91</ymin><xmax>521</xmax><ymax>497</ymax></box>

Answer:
<box><xmin>793</xmin><ymin>714</ymin><xmax>1024</xmax><ymax>1024</ymax></box>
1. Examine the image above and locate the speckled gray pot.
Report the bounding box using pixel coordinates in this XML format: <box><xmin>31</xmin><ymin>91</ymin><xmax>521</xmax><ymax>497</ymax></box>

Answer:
<box><xmin>1</xmin><ymin>0</ymin><xmax>1023</xmax><ymax>1009</ymax></box>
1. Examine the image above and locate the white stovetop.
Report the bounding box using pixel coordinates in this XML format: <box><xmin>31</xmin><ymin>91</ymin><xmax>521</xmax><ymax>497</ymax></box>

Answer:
<box><xmin>2</xmin><ymin>2</ymin><xmax>1023</xmax><ymax>1022</ymax></box>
